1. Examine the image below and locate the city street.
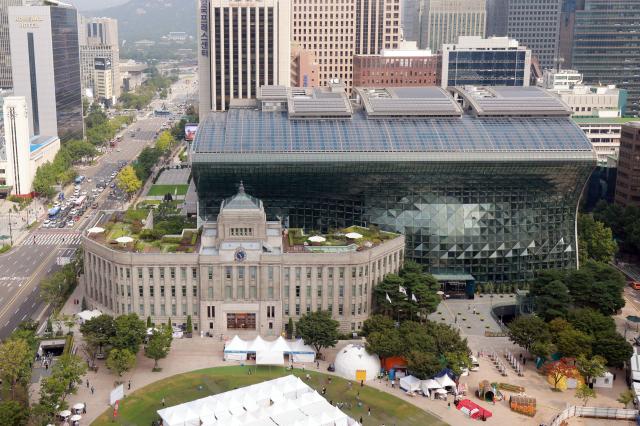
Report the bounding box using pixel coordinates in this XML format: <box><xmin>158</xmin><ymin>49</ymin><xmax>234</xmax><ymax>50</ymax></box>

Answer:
<box><xmin>0</xmin><ymin>75</ymin><xmax>195</xmax><ymax>338</ymax></box>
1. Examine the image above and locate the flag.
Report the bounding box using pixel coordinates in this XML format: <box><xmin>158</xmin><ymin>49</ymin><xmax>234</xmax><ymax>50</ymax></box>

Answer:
<box><xmin>385</xmin><ymin>293</ymin><xmax>392</xmax><ymax>304</ymax></box>
<box><xmin>411</xmin><ymin>294</ymin><xmax>418</xmax><ymax>303</ymax></box>
<box><xmin>399</xmin><ymin>286</ymin><xmax>407</xmax><ymax>296</ymax></box>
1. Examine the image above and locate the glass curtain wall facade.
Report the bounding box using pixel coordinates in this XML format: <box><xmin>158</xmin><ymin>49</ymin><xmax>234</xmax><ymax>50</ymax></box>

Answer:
<box><xmin>445</xmin><ymin>50</ymin><xmax>528</xmax><ymax>86</ymax></box>
<box><xmin>0</xmin><ymin>0</ymin><xmax>23</xmax><ymax>90</ymax></box>
<box><xmin>50</xmin><ymin>7</ymin><xmax>83</xmax><ymax>141</ymax></box>
<box><xmin>572</xmin><ymin>0</ymin><xmax>640</xmax><ymax>117</ymax></box>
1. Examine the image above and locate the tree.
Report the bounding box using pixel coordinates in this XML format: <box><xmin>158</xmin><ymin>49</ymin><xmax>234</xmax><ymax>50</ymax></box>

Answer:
<box><xmin>398</xmin><ymin>321</ymin><xmax>435</xmax><ymax>355</ymax></box>
<box><xmin>186</xmin><ymin>315</ymin><xmax>193</xmax><ymax>334</ymax></box>
<box><xmin>106</xmin><ymin>348</ymin><xmax>136</xmax><ymax>377</ymax></box>
<box><xmin>575</xmin><ymin>384</ymin><xmax>596</xmax><ymax>406</ymax></box>
<box><xmin>555</xmin><ymin>328</ymin><xmax>593</xmax><ymax>358</ymax></box>
<box><xmin>0</xmin><ymin>401</ymin><xmax>28</xmax><ymax>426</ymax></box>
<box><xmin>145</xmin><ymin>328</ymin><xmax>172</xmax><ymax>370</ymax></box>
<box><xmin>117</xmin><ymin>165</ymin><xmax>142</xmax><ymax>195</ymax></box>
<box><xmin>286</xmin><ymin>317</ymin><xmax>294</xmax><ymax>339</ymax></box>
<box><xmin>361</xmin><ymin>314</ymin><xmax>395</xmax><ymax>337</ymax></box>
<box><xmin>444</xmin><ymin>351</ymin><xmax>472</xmax><ymax>376</ymax></box>
<box><xmin>296</xmin><ymin>311</ymin><xmax>340</xmax><ymax>356</ymax></box>
<box><xmin>543</xmin><ymin>359</ymin><xmax>576</xmax><ymax>390</ymax></box>
<box><xmin>530</xmin><ymin>340</ymin><xmax>556</xmax><ymax>360</ymax></box>
<box><xmin>111</xmin><ymin>313</ymin><xmax>146</xmax><ymax>354</ymax></box>
<box><xmin>64</xmin><ymin>139</ymin><xmax>97</xmax><ymax>163</ymax></box>
<box><xmin>578</xmin><ymin>214</ymin><xmax>617</xmax><ymax>263</ymax></box>
<box><xmin>53</xmin><ymin>353</ymin><xmax>87</xmax><ymax>400</ymax></box>
<box><xmin>427</xmin><ymin>322</ymin><xmax>470</xmax><ymax>356</ymax></box>
<box><xmin>0</xmin><ymin>339</ymin><xmax>33</xmax><ymax>398</ymax></box>
<box><xmin>507</xmin><ymin>315</ymin><xmax>550</xmax><ymax>352</ymax></box>
<box><xmin>80</xmin><ymin>314</ymin><xmax>116</xmax><ymax>355</ymax></box>
<box><xmin>365</xmin><ymin>329</ymin><xmax>404</xmax><ymax>359</ymax></box>
<box><xmin>399</xmin><ymin>261</ymin><xmax>441</xmax><ymax>316</ymax></box>
<box><xmin>618</xmin><ymin>390</ymin><xmax>635</xmax><ymax>408</ymax></box>
<box><xmin>576</xmin><ymin>355</ymin><xmax>607</xmax><ymax>385</ymax></box>
<box><xmin>155</xmin><ymin>131</ymin><xmax>174</xmax><ymax>153</ymax></box>
<box><xmin>591</xmin><ymin>330</ymin><xmax>633</xmax><ymax>368</ymax></box>
<box><xmin>530</xmin><ymin>276</ymin><xmax>571</xmax><ymax>321</ymax></box>
<box><xmin>565</xmin><ymin>262</ymin><xmax>625</xmax><ymax>316</ymax></box>
<box><xmin>406</xmin><ymin>350</ymin><xmax>441</xmax><ymax>379</ymax></box>
<box><xmin>147</xmin><ymin>316</ymin><xmax>152</xmax><ymax>328</ymax></box>
<box><xmin>373</xmin><ymin>273</ymin><xmax>409</xmax><ymax>318</ymax></box>
<box><xmin>567</xmin><ymin>308</ymin><xmax>616</xmax><ymax>337</ymax></box>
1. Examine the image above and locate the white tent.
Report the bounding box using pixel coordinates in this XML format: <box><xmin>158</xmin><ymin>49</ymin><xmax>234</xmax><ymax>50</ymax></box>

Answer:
<box><xmin>271</xmin><ymin>336</ymin><xmax>292</xmax><ymax>352</ymax></box>
<box><xmin>421</xmin><ymin>379</ymin><xmax>442</xmax><ymax>389</ymax></box>
<box><xmin>256</xmin><ymin>350</ymin><xmax>285</xmax><ymax>365</ymax></box>
<box><xmin>435</xmin><ymin>374</ymin><xmax>457</xmax><ymax>389</ymax></box>
<box><xmin>593</xmin><ymin>372</ymin><xmax>614</xmax><ymax>388</ymax></box>
<box><xmin>334</xmin><ymin>344</ymin><xmax>380</xmax><ymax>382</ymax></box>
<box><xmin>399</xmin><ymin>375</ymin><xmax>421</xmax><ymax>393</ymax></box>
<box><xmin>224</xmin><ymin>335</ymin><xmax>249</xmax><ymax>361</ymax></box>
<box><xmin>76</xmin><ymin>309</ymin><xmax>102</xmax><ymax>324</ymax></box>
<box><xmin>289</xmin><ymin>339</ymin><xmax>316</xmax><ymax>363</ymax></box>
<box><xmin>248</xmin><ymin>336</ymin><xmax>269</xmax><ymax>352</ymax></box>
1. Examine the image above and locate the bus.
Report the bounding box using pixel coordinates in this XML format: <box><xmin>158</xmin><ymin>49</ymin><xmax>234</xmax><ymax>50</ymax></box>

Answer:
<box><xmin>48</xmin><ymin>206</ymin><xmax>61</xmax><ymax>218</ymax></box>
<box><xmin>74</xmin><ymin>195</ymin><xmax>87</xmax><ymax>206</ymax></box>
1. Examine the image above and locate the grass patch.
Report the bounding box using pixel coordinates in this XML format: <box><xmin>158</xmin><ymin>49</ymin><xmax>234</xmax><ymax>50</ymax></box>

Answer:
<box><xmin>92</xmin><ymin>365</ymin><xmax>446</xmax><ymax>426</ymax></box>
<box><xmin>147</xmin><ymin>184</ymin><xmax>189</xmax><ymax>197</ymax></box>
<box><xmin>0</xmin><ymin>245</ymin><xmax>12</xmax><ymax>254</ymax></box>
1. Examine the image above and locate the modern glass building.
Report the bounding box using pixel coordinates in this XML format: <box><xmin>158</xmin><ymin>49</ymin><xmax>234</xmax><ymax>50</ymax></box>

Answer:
<box><xmin>191</xmin><ymin>86</ymin><xmax>596</xmax><ymax>283</ymax></box>
<box><xmin>441</xmin><ymin>36</ymin><xmax>531</xmax><ymax>88</ymax></box>
<box><xmin>572</xmin><ymin>0</ymin><xmax>640</xmax><ymax>117</ymax></box>
<box><xmin>8</xmin><ymin>3</ymin><xmax>83</xmax><ymax>142</ymax></box>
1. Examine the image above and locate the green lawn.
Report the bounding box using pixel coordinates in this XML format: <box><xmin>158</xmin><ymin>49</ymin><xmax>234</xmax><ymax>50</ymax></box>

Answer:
<box><xmin>92</xmin><ymin>366</ymin><xmax>447</xmax><ymax>426</ymax></box>
<box><xmin>147</xmin><ymin>184</ymin><xmax>189</xmax><ymax>196</ymax></box>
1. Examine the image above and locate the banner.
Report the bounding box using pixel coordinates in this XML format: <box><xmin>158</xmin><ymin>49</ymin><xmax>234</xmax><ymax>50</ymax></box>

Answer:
<box><xmin>185</xmin><ymin>123</ymin><xmax>198</xmax><ymax>142</ymax></box>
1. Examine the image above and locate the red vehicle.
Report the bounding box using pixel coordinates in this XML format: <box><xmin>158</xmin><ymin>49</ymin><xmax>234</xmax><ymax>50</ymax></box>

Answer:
<box><xmin>630</xmin><ymin>281</ymin><xmax>640</xmax><ymax>290</ymax></box>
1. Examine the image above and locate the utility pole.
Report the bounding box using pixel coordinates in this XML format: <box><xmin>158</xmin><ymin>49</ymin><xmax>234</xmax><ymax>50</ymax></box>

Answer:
<box><xmin>8</xmin><ymin>212</ymin><xmax>13</xmax><ymax>246</ymax></box>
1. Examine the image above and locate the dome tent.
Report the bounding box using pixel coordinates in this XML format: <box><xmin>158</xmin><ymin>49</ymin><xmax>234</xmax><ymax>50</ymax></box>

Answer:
<box><xmin>334</xmin><ymin>344</ymin><xmax>380</xmax><ymax>382</ymax></box>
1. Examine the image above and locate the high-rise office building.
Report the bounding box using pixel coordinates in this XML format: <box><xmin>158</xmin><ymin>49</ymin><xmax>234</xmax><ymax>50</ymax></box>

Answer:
<box><xmin>615</xmin><ymin>122</ymin><xmax>640</xmax><ymax>208</ymax></box>
<box><xmin>441</xmin><ymin>36</ymin><xmax>531</xmax><ymax>88</ymax></box>
<box><xmin>9</xmin><ymin>3</ymin><xmax>83</xmax><ymax>142</ymax></box>
<box><xmin>0</xmin><ymin>0</ymin><xmax>24</xmax><ymax>90</ymax></box>
<box><xmin>507</xmin><ymin>0</ymin><xmax>562</xmax><ymax>70</ymax></box>
<box><xmin>423</xmin><ymin>0</ymin><xmax>486</xmax><ymax>53</ymax></box>
<box><xmin>572</xmin><ymin>0</ymin><xmax>640</xmax><ymax>117</ymax></box>
<box><xmin>198</xmin><ymin>0</ymin><xmax>291</xmax><ymax>113</ymax></box>
<box><xmin>79</xmin><ymin>16</ymin><xmax>120</xmax><ymax>104</ymax></box>
<box><xmin>485</xmin><ymin>0</ymin><xmax>508</xmax><ymax>37</ymax></box>
<box><xmin>291</xmin><ymin>0</ymin><xmax>401</xmax><ymax>92</ymax></box>
<box><xmin>401</xmin><ymin>0</ymin><xmax>423</xmax><ymax>42</ymax></box>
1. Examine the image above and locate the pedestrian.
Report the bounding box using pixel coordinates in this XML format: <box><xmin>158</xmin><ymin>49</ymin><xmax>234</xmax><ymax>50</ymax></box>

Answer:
<box><xmin>448</xmin><ymin>402</ymin><xmax>451</xmax><ymax>409</ymax></box>
<box><xmin>322</xmin><ymin>386</ymin><xmax>326</xmax><ymax>395</ymax></box>
<box><xmin>128</xmin><ymin>380</ymin><xmax>131</xmax><ymax>390</ymax></box>
<box><xmin>161</xmin><ymin>397</ymin><xmax>165</xmax><ymax>407</ymax></box>
<box><xmin>91</xmin><ymin>386</ymin><xmax>95</xmax><ymax>395</ymax></box>
<box><xmin>360</xmin><ymin>380</ymin><xmax>364</xmax><ymax>388</ymax></box>
<box><xmin>368</xmin><ymin>406</ymin><xmax>371</xmax><ymax>416</ymax></box>
<box><xmin>391</xmin><ymin>379</ymin><xmax>395</xmax><ymax>389</ymax></box>
<box><xmin>86</xmin><ymin>379</ymin><xmax>89</xmax><ymax>388</ymax></box>
<box><xmin>44</xmin><ymin>362</ymin><xmax>48</xmax><ymax>371</ymax></box>
<box><xmin>83</xmin><ymin>403</ymin><xmax>86</xmax><ymax>414</ymax></box>
<box><xmin>359</xmin><ymin>416</ymin><xmax>363</xmax><ymax>424</ymax></box>
<box><xmin>523</xmin><ymin>358</ymin><xmax>526</xmax><ymax>366</ymax></box>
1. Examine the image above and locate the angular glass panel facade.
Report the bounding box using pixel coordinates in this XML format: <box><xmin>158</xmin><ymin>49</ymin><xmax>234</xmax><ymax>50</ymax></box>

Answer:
<box><xmin>446</xmin><ymin>50</ymin><xmax>528</xmax><ymax>86</ymax></box>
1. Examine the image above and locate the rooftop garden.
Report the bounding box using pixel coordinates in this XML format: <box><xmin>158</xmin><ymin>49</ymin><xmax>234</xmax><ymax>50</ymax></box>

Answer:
<box><xmin>287</xmin><ymin>225</ymin><xmax>397</xmax><ymax>252</ymax></box>
<box><xmin>92</xmin><ymin>202</ymin><xmax>199</xmax><ymax>253</ymax></box>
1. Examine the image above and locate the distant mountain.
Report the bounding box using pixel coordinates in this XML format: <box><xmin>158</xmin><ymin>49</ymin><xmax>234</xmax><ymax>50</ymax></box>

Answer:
<box><xmin>88</xmin><ymin>0</ymin><xmax>196</xmax><ymax>43</ymax></box>
<box><xmin>69</xmin><ymin>0</ymin><xmax>130</xmax><ymax>12</ymax></box>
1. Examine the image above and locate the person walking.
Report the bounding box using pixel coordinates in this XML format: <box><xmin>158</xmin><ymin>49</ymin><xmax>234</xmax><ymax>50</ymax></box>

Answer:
<box><xmin>83</xmin><ymin>403</ymin><xmax>87</xmax><ymax>414</ymax></box>
<box><xmin>128</xmin><ymin>380</ymin><xmax>131</xmax><ymax>390</ymax></box>
<box><xmin>86</xmin><ymin>379</ymin><xmax>89</xmax><ymax>388</ymax></box>
<box><xmin>161</xmin><ymin>397</ymin><xmax>165</xmax><ymax>407</ymax></box>
<box><xmin>91</xmin><ymin>386</ymin><xmax>95</xmax><ymax>395</ymax></box>
<box><xmin>368</xmin><ymin>406</ymin><xmax>371</xmax><ymax>416</ymax></box>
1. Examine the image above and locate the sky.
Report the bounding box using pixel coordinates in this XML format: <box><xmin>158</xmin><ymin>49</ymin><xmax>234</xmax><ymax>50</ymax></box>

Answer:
<box><xmin>68</xmin><ymin>0</ymin><xmax>130</xmax><ymax>11</ymax></box>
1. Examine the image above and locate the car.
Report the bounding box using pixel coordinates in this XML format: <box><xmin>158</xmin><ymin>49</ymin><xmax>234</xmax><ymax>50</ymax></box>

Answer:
<box><xmin>81</xmin><ymin>191</ymin><xmax>88</xmax><ymax>196</ymax></box>
<box><xmin>635</xmin><ymin>336</ymin><xmax>640</xmax><ymax>346</ymax></box>
<box><xmin>110</xmin><ymin>183</ymin><xmax>116</xmax><ymax>188</ymax></box>
<box><xmin>92</xmin><ymin>202</ymin><xmax>99</xmax><ymax>209</ymax></box>
<box><xmin>58</xmin><ymin>223</ymin><xmax>65</xmax><ymax>228</ymax></box>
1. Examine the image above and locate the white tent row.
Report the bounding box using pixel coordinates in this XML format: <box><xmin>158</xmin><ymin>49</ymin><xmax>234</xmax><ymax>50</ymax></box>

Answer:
<box><xmin>157</xmin><ymin>375</ymin><xmax>358</xmax><ymax>426</ymax></box>
<box><xmin>76</xmin><ymin>309</ymin><xmax>102</xmax><ymax>324</ymax></box>
<box><xmin>224</xmin><ymin>336</ymin><xmax>316</xmax><ymax>363</ymax></box>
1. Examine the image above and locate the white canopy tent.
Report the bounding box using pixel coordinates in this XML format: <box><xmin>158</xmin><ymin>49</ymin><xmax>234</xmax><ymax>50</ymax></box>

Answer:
<box><xmin>435</xmin><ymin>374</ymin><xmax>457</xmax><ymax>389</ymax></box>
<box><xmin>76</xmin><ymin>309</ymin><xmax>102</xmax><ymax>324</ymax></box>
<box><xmin>399</xmin><ymin>375</ymin><xmax>422</xmax><ymax>393</ymax></box>
<box><xmin>157</xmin><ymin>375</ymin><xmax>357</xmax><ymax>426</ymax></box>
<box><xmin>223</xmin><ymin>336</ymin><xmax>316</xmax><ymax>364</ymax></box>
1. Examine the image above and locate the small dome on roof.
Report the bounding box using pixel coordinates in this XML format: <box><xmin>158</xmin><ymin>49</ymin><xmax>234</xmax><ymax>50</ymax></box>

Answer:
<box><xmin>222</xmin><ymin>181</ymin><xmax>262</xmax><ymax>210</ymax></box>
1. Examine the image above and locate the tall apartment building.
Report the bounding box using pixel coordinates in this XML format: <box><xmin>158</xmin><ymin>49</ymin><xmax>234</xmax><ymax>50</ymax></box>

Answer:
<box><xmin>615</xmin><ymin>122</ymin><xmax>640</xmax><ymax>208</ymax></box>
<box><xmin>485</xmin><ymin>0</ymin><xmax>508</xmax><ymax>37</ymax></box>
<box><xmin>79</xmin><ymin>17</ymin><xmax>120</xmax><ymax>104</ymax></box>
<box><xmin>572</xmin><ymin>0</ymin><xmax>640</xmax><ymax>117</ymax></box>
<box><xmin>441</xmin><ymin>36</ymin><xmax>531</xmax><ymax>88</ymax></box>
<box><xmin>0</xmin><ymin>0</ymin><xmax>24</xmax><ymax>90</ymax></box>
<box><xmin>291</xmin><ymin>0</ymin><xmax>401</xmax><ymax>92</ymax></box>
<box><xmin>9</xmin><ymin>3</ymin><xmax>84</xmax><ymax>142</ymax></box>
<box><xmin>507</xmin><ymin>0</ymin><xmax>562</xmax><ymax>70</ymax></box>
<box><xmin>198</xmin><ymin>0</ymin><xmax>291</xmax><ymax>113</ymax></box>
<box><xmin>422</xmin><ymin>0</ymin><xmax>486</xmax><ymax>53</ymax></box>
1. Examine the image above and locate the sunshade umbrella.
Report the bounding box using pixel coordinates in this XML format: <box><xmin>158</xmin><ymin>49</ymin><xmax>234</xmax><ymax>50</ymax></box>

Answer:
<box><xmin>87</xmin><ymin>227</ymin><xmax>105</xmax><ymax>234</ymax></box>
<box><xmin>115</xmin><ymin>236</ymin><xmax>134</xmax><ymax>244</ymax></box>
<box><xmin>345</xmin><ymin>232</ymin><xmax>363</xmax><ymax>239</ymax></box>
<box><xmin>59</xmin><ymin>410</ymin><xmax>72</xmax><ymax>417</ymax></box>
<box><xmin>70</xmin><ymin>414</ymin><xmax>82</xmax><ymax>421</ymax></box>
<box><xmin>308</xmin><ymin>235</ymin><xmax>326</xmax><ymax>243</ymax></box>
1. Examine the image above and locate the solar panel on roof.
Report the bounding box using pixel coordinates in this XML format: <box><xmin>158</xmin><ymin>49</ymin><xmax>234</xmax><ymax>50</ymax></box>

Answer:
<box><xmin>192</xmin><ymin>109</ymin><xmax>592</xmax><ymax>155</ymax></box>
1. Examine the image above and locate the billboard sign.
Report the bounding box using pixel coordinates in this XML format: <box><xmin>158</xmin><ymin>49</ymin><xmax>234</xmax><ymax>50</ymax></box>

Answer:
<box><xmin>94</xmin><ymin>57</ymin><xmax>112</xmax><ymax>70</ymax></box>
<box><xmin>185</xmin><ymin>123</ymin><xmax>198</xmax><ymax>142</ymax></box>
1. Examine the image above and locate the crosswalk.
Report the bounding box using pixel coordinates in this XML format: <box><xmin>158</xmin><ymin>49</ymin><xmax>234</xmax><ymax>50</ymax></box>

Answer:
<box><xmin>24</xmin><ymin>232</ymin><xmax>82</xmax><ymax>246</ymax></box>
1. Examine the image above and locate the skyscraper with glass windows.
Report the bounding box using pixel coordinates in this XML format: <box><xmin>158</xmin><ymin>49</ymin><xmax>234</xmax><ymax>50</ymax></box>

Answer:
<box><xmin>572</xmin><ymin>0</ymin><xmax>640</xmax><ymax>117</ymax></box>
<box><xmin>9</xmin><ymin>3</ymin><xmax>83</xmax><ymax>141</ymax></box>
<box><xmin>507</xmin><ymin>0</ymin><xmax>562</xmax><ymax>70</ymax></box>
<box><xmin>423</xmin><ymin>0</ymin><xmax>486</xmax><ymax>53</ymax></box>
<box><xmin>0</xmin><ymin>0</ymin><xmax>24</xmax><ymax>90</ymax></box>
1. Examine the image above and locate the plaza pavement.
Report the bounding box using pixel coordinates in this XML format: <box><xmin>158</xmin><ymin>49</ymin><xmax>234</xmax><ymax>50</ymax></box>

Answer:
<box><xmin>31</xmin><ymin>288</ymin><xmax>635</xmax><ymax>426</ymax></box>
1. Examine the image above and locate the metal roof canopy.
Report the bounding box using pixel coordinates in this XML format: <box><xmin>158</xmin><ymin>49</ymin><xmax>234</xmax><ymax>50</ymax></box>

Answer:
<box><xmin>355</xmin><ymin>87</ymin><xmax>464</xmax><ymax>117</ymax></box>
<box><xmin>453</xmin><ymin>86</ymin><xmax>572</xmax><ymax>117</ymax></box>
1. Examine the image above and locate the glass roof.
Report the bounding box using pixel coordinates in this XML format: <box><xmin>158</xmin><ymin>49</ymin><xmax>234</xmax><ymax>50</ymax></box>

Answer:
<box><xmin>192</xmin><ymin>109</ymin><xmax>593</xmax><ymax>154</ymax></box>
